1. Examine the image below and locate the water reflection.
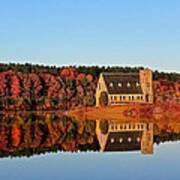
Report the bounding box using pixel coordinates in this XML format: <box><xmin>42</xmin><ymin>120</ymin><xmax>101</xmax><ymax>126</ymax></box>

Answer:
<box><xmin>0</xmin><ymin>113</ymin><xmax>180</xmax><ymax>158</ymax></box>
<box><xmin>0</xmin><ymin>113</ymin><xmax>99</xmax><ymax>158</ymax></box>
<box><xmin>96</xmin><ymin>121</ymin><xmax>153</xmax><ymax>154</ymax></box>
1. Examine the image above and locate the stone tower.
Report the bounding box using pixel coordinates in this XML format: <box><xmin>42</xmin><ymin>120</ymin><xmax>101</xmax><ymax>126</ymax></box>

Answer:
<box><xmin>140</xmin><ymin>69</ymin><xmax>154</xmax><ymax>103</ymax></box>
<box><xmin>141</xmin><ymin>123</ymin><xmax>154</xmax><ymax>155</ymax></box>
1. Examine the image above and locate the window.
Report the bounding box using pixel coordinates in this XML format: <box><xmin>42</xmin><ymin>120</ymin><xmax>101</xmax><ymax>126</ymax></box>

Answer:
<box><xmin>147</xmin><ymin>124</ymin><xmax>150</xmax><ymax>130</ymax></box>
<box><xmin>123</xmin><ymin>96</ymin><xmax>126</xmax><ymax>100</ymax></box>
<box><xmin>109</xmin><ymin>82</ymin><xmax>113</xmax><ymax>87</ymax></box>
<box><xmin>136</xmin><ymin>137</ymin><xmax>141</xmax><ymax>143</ymax></box>
<box><xmin>128</xmin><ymin>137</ymin><xmax>132</xmax><ymax>143</ymax></box>
<box><xmin>119</xmin><ymin>96</ymin><xmax>122</xmax><ymax>101</ymax></box>
<box><xmin>127</xmin><ymin>82</ymin><xmax>131</xmax><ymax>87</ymax></box>
<box><xmin>136</xmin><ymin>82</ymin><xmax>140</xmax><ymax>87</ymax></box>
<box><xmin>110</xmin><ymin>138</ymin><xmax>115</xmax><ymax>143</ymax></box>
<box><xmin>132</xmin><ymin>96</ymin><xmax>134</xmax><ymax>101</ymax></box>
<box><xmin>119</xmin><ymin>138</ymin><xmax>123</xmax><ymax>143</ymax></box>
<box><xmin>114</xmin><ymin>96</ymin><xmax>117</xmax><ymax>101</ymax></box>
<box><xmin>118</xmin><ymin>82</ymin><xmax>122</xmax><ymax>87</ymax></box>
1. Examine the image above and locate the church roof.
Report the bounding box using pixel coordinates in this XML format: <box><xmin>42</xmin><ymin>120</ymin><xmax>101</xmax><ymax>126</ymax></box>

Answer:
<box><xmin>102</xmin><ymin>72</ymin><xmax>143</xmax><ymax>94</ymax></box>
<box><xmin>104</xmin><ymin>131</ymin><xmax>143</xmax><ymax>151</ymax></box>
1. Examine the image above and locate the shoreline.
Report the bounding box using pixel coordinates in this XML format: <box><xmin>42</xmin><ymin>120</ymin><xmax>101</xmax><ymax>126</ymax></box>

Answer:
<box><xmin>67</xmin><ymin>103</ymin><xmax>180</xmax><ymax>122</ymax></box>
<box><xmin>0</xmin><ymin>102</ymin><xmax>179</xmax><ymax>123</ymax></box>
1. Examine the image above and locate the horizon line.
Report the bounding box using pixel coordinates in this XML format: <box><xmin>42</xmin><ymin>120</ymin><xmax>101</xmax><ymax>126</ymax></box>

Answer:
<box><xmin>0</xmin><ymin>59</ymin><xmax>179</xmax><ymax>74</ymax></box>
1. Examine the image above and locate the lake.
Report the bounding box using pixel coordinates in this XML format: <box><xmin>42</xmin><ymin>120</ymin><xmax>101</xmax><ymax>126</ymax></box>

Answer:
<box><xmin>0</xmin><ymin>112</ymin><xmax>180</xmax><ymax>180</ymax></box>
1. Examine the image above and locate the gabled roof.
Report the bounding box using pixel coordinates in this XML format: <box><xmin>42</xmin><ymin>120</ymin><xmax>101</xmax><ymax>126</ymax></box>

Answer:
<box><xmin>104</xmin><ymin>131</ymin><xmax>143</xmax><ymax>151</ymax></box>
<box><xmin>102</xmin><ymin>72</ymin><xmax>143</xmax><ymax>94</ymax></box>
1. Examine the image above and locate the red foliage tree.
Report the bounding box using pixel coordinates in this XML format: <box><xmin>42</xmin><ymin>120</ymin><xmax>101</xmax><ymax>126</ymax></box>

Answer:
<box><xmin>0</xmin><ymin>72</ymin><xmax>8</xmax><ymax>96</ymax></box>
<box><xmin>10</xmin><ymin>74</ymin><xmax>21</xmax><ymax>98</ymax></box>
<box><xmin>42</xmin><ymin>73</ymin><xmax>62</xmax><ymax>97</ymax></box>
<box><xmin>11</xmin><ymin>124</ymin><xmax>21</xmax><ymax>147</ymax></box>
<box><xmin>60</xmin><ymin>67</ymin><xmax>77</xmax><ymax>80</ymax></box>
<box><xmin>29</xmin><ymin>73</ymin><xmax>43</xmax><ymax>98</ymax></box>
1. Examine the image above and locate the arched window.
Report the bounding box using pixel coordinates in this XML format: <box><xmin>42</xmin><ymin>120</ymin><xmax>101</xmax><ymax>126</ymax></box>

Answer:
<box><xmin>111</xmin><ymin>125</ymin><xmax>114</xmax><ymax>130</ymax></box>
<box><xmin>136</xmin><ymin>137</ymin><xmax>141</xmax><ymax>143</ymax></box>
<box><xmin>119</xmin><ymin>138</ymin><xmax>123</xmax><ymax>143</ymax></box>
<box><xmin>110</xmin><ymin>138</ymin><xmax>115</xmax><ymax>143</ymax></box>
<box><xmin>127</xmin><ymin>82</ymin><xmax>131</xmax><ymax>87</ymax></box>
<box><xmin>118</xmin><ymin>82</ymin><xmax>122</xmax><ymax>87</ymax></box>
<box><xmin>109</xmin><ymin>82</ymin><xmax>113</xmax><ymax>87</ymax></box>
<box><xmin>136</xmin><ymin>82</ymin><xmax>140</xmax><ymax>87</ymax></box>
<box><xmin>128</xmin><ymin>137</ymin><xmax>132</xmax><ymax>142</ymax></box>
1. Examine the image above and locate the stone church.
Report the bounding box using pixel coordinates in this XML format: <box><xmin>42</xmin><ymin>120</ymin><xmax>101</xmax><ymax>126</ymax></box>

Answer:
<box><xmin>96</xmin><ymin>69</ymin><xmax>154</xmax><ymax>106</ymax></box>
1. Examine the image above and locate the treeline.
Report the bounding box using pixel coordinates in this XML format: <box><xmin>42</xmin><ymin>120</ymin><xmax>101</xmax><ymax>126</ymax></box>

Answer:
<box><xmin>153</xmin><ymin>70</ymin><xmax>180</xmax><ymax>82</ymax></box>
<box><xmin>0</xmin><ymin>63</ymin><xmax>144</xmax><ymax>75</ymax></box>
<box><xmin>1</xmin><ymin>62</ymin><xmax>179</xmax><ymax>81</ymax></box>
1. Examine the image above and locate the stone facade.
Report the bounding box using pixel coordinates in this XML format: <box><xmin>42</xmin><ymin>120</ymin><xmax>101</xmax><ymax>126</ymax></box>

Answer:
<box><xmin>96</xmin><ymin>120</ymin><xmax>153</xmax><ymax>155</ymax></box>
<box><xmin>96</xmin><ymin>69</ymin><xmax>154</xmax><ymax>106</ymax></box>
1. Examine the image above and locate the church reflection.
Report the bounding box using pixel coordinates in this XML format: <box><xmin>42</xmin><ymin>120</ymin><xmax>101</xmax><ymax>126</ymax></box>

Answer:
<box><xmin>96</xmin><ymin>120</ymin><xmax>153</xmax><ymax>155</ymax></box>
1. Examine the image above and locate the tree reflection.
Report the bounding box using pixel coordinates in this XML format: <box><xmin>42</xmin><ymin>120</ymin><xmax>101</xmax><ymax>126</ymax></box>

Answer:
<box><xmin>0</xmin><ymin>113</ymin><xmax>99</xmax><ymax>158</ymax></box>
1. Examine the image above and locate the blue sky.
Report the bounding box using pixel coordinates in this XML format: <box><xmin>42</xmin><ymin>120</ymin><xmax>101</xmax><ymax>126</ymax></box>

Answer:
<box><xmin>0</xmin><ymin>0</ymin><xmax>180</xmax><ymax>72</ymax></box>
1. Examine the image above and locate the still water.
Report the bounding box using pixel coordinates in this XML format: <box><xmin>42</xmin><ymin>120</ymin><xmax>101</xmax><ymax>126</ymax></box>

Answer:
<box><xmin>0</xmin><ymin>113</ymin><xmax>180</xmax><ymax>180</ymax></box>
